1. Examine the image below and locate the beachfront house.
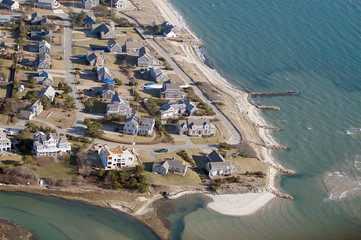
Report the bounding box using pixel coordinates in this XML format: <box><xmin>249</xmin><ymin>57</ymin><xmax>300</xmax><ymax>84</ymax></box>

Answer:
<box><xmin>91</xmin><ymin>22</ymin><xmax>116</xmax><ymax>40</ymax></box>
<box><xmin>160</xmin><ymin>82</ymin><xmax>185</xmax><ymax>99</ymax></box>
<box><xmin>148</xmin><ymin>67</ymin><xmax>169</xmax><ymax>83</ymax></box>
<box><xmin>162</xmin><ymin>21</ymin><xmax>181</xmax><ymax>38</ymax></box>
<box><xmin>106</xmin><ymin>93</ymin><xmax>132</xmax><ymax>116</ymax></box>
<box><xmin>107</xmin><ymin>39</ymin><xmax>123</xmax><ymax>53</ymax></box>
<box><xmin>33</xmin><ymin>132</ymin><xmax>71</xmax><ymax>156</ymax></box>
<box><xmin>0</xmin><ymin>129</ymin><xmax>11</xmax><ymax>151</ymax></box>
<box><xmin>101</xmin><ymin>83</ymin><xmax>115</xmax><ymax>99</ymax></box>
<box><xmin>82</xmin><ymin>0</ymin><xmax>99</xmax><ymax>9</ymax></box>
<box><xmin>35</xmin><ymin>70</ymin><xmax>53</xmax><ymax>85</ymax></box>
<box><xmin>177</xmin><ymin>118</ymin><xmax>216</xmax><ymax>137</ymax></box>
<box><xmin>18</xmin><ymin>99</ymin><xmax>43</xmax><ymax>120</ymax></box>
<box><xmin>86</xmin><ymin>50</ymin><xmax>105</xmax><ymax>66</ymax></box>
<box><xmin>114</xmin><ymin>0</ymin><xmax>126</xmax><ymax>8</ymax></box>
<box><xmin>97</xmin><ymin>145</ymin><xmax>136</xmax><ymax>170</ymax></box>
<box><xmin>125</xmin><ymin>38</ymin><xmax>142</xmax><ymax>54</ymax></box>
<box><xmin>36</xmin><ymin>53</ymin><xmax>51</xmax><ymax>69</ymax></box>
<box><xmin>152</xmin><ymin>158</ymin><xmax>188</xmax><ymax>176</ymax></box>
<box><xmin>205</xmin><ymin>150</ymin><xmax>237</xmax><ymax>179</ymax></box>
<box><xmin>123</xmin><ymin>113</ymin><xmax>155</xmax><ymax>136</ymax></box>
<box><xmin>0</xmin><ymin>0</ymin><xmax>20</xmax><ymax>10</ymax></box>
<box><xmin>39</xmin><ymin>85</ymin><xmax>56</xmax><ymax>101</ymax></box>
<box><xmin>160</xmin><ymin>100</ymin><xmax>197</xmax><ymax>119</ymax></box>
<box><xmin>137</xmin><ymin>46</ymin><xmax>159</xmax><ymax>67</ymax></box>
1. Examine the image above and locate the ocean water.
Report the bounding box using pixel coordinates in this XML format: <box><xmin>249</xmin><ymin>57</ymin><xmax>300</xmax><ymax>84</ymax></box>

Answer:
<box><xmin>164</xmin><ymin>0</ymin><xmax>361</xmax><ymax>239</ymax></box>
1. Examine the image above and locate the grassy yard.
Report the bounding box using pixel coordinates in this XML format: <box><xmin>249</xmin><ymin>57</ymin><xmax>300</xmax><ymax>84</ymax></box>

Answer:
<box><xmin>36</xmin><ymin>108</ymin><xmax>76</xmax><ymax>129</ymax></box>
<box><xmin>189</xmin><ymin>128</ymin><xmax>220</xmax><ymax>145</ymax></box>
<box><xmin>72</xmin><ymin>46</ymin><xmax>89</xmax><ymax>56</ymax></box>
<box><xmin>0</xmin><ymin>59</ymin><xmax>13</xmax><ymax>81</ymax></box>
<box><xmin>38</xmin><ymin>161</ymin><xmax>77</xmax><ymax>180</ymax></box>
<box><xmin>115</xmin><ymin>28</ymin><xmax>143</xmax><ymax>42</ymax></box>
<box><xmin>72</xmin><ymin>33</ymin><xmax>87</xmax><ymax>40</ymax></box>
<box><xmin>51</xmin><ymin>59</ymin><xmax>66</xmax><ymax>70</ymax></box>
<box><xmin>100</xmin><ymin>131</ymin><xmax>163</xmax><ymax>144</ymax></box>
<box><xmin>0</xmin><ymin>85</ymin><xmax>8</xmax><ymax>98</ymax></box>
<box><xmin>0</xmin><ymin>154</ymin><xmax>23</xmax><ymax>168</ymax></box>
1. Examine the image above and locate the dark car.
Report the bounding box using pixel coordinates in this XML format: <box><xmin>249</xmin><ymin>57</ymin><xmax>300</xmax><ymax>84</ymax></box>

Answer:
<box><xmin>154</xmin><ymin>148</ymin><xmax>168</xmax><ymax>153</ymax></box>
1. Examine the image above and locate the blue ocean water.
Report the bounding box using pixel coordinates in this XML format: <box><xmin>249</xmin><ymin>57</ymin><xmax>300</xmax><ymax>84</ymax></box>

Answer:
<box><xmin>165</xmin><ymin>0</ymin><xmax>361</xmax><ymax>239</ymax></box>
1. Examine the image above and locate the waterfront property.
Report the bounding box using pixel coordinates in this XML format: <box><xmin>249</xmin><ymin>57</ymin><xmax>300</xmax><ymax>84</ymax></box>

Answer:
<box><xmin>86</xmin><ymin>50</ymin><xmax>105</xmax><ymax>66</ymax></box>
<box><xmin>36</xmin><ymin>0</ymin><xmax>60</xmax><ymax>9</ymax></box>
<box><xmin>36</xmin><ymin>40</ymin><xmax>51</xmax><ymax>53</ymax></box>
<box><xmin>123</xmin><ymin>113</ymin><xmax>155</xmax><ymax>136</ymax></box>
<box><xmin>18</xmin><ymin>99</ymin><xmax>43</xmax><ymax>120</ymax></box>
<box><xmin>39</xmin><ymin>85</ymin><xmax>56</xmax><ymax>101</ymax></box>
<box><xmin>160</xmin><ymin>100</ymin><xmax>197</xmax><ymax>119</ymax></box>
<box><xmin>0</xmin><ymin>0</ymin><xmax>19</xmax><ymax>10</ymax></box>
<box><xmin>0</xmin><ymin>129</ymin><xmax>11</xmax><ymax>151</ymax></box>
<box><xmin>91</xmin><ymin>22</ymin><xmax>116</xmax><ymax>40</ymax></box>
<box><xmin>97</xmin><ymin>66</ymin><xmax>113</xmax><ymax>81</ymax></box>
<box><xmin>160</xmin><ymin>82</ymin><xmax>185</xmax><ymax>99</ymax></box>
<box><xmin>35</xmin><ymin>70</ymin><xmax>53</xmax><ymax>85</ymax></box>
<box><xmin>205</xmin><ymin>150</ymin><xmax>237</xmax><ymax>179</ymax></box>
<box><xmin>137</xmin><ymin>46</ymin><xmax>159</xmax><ymax>67</ymax></box>
<box><xmin>36</xmin><ymin>53</ymin><xmax>51</xmax><ymax>69</ymax></box>
<box><xmin>107</xmin><ymin>39</ymin><xmax>123</xmax><ymax>53</ymax></box>
<box><xmin>106</xmin><ymin>93</ymin><xmax>132</xmax><ymax>116</ymax></box>
<box><xmin>82</xmin><ymin>0</ymin><xmax>99</xmax><ymax>9</ymax></box>
<box><xmin>162</xmin><ymin>21</ymin><xmax>181</xmax><ymax>38</ymax></box>
<box><xmin>152</xmin><ymin>158</ymin><xmax>188</xmax><ymax>176</ymax></box>
<box><xmin>101</xmin><ymin>83</ymin><xmax>115</xmax><ymax>99</ymax></box>
<box><xmin>97</xmin><ymin>145</ymin><xmax>137</xmax><ymax>169</ymax></box>
<box><xmin>125</xmin><ymin>38</ymin><xmax>143</xmax><ymax>54</ymax></box>
<box><xmin>177</xmin><ymin>118</ymin><xmax>216</xmax><ymax>136</ymax></box>
<box><xmin>33</xmin><ymin>132</ymin><xmax>71</xmax><ymax>156</ymax></box>
<box><xmin>148</xmin><ymin>67</ymin><xmax>169</xmax><ymax>83</ymax></box>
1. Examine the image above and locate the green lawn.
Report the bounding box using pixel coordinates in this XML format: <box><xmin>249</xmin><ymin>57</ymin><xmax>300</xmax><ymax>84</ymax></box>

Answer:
<box><xmin>38</xmin><ymin>161</ymin><xmax>77</xmax><ymax>180</ymax></box>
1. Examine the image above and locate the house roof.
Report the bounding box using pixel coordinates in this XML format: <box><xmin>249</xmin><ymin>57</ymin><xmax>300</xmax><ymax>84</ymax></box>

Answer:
<box><xmin>37</xmin><ymin>53</ymin><xmax>50</xmax><ymax>63</ymax></box>
<box><xmin>163</xmin><ymin>82</ymin><xmax>180</xmax><ymax>91</ymax></box>
<box><xmin>165</xmin><ymin>159</ymin><xmax>186</xmax><ymax>169</ymax></box>
<box><xmin>39</xmin><ymin>85</ymin><xmax>55</xmax><ymax>99</ymax></box>
<box><xmin>208</xmin><ymin>150</ymin><xmax>224</xmax><ymax>162</ymax></box>
<box><xmin>208</xmin><ymin>160</ymin><xmax>234</xmax><ymax>169</ymax></box>
<box><xmin>111</xmin><ymin>93</ymin><xmax>127</xmax><ymax>103</ymax></box>
<box><xmin>19</xmin><ymin>110</ymin><xmax>32</xmax><ymax>119</ymax></box>
<box><xmin>188</xmin><ymin>118</ymin><xmax>211</xmax><ymax>127</ymax></box>
<box><xmin>108</xmin><ymin>39</ymin><xmax>120</xmax><ymax>48</ymax></box>
<box><xmin>31</xmin><ymin>99</ymin><xmax>43</xmax><ymax>109</ymax></box>
<box><xmin>101</xmin><ymin>83</ymin><xmax>114</xmax><ymax>91</ymax></box>
<box><xmin>1</xmin><ymin>0</ymin><xmax>17</xmax><ymax>7</ymax></box>
<box><xmin>36</xmin><ymin>40</ymin><xmax>51</xmax><ymax>49</ymax></box>
<box><xmin>87</xmin><ymin>50</ymin><xmax>104</xmax><ymax>63</ymax></box>
<box><xmin>97</xmin><ymin>66</ymin><xmax>112</xmax><ymax>78</ymax></box>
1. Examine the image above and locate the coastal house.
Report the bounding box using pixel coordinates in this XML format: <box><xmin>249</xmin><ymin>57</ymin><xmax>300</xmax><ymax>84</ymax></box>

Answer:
<box><xmin>148</xmin><ymin>67</ymin><xmax>169</xmax><ymax>83</ymax></box>
<box><xmin>97</xmin><ymin>66</ymin><xmax>113</xmax><ymax>81</ymax></box>
<box><xmin>86</xmin><ymin>50</ymin><xmax>105</xmax><ymax>66</ymax></box>
<box><xmin>205</xmin><ymin>150</ymin><xmax>237</xmax><ymax>179</ymax></box>
<box><xmin>123</xmin><ymin>113</ymin><xmax>155</xmax><ymax>136</ymax></box>
<box><xmin>137</xmin><ymin>46</ymin><xmax>159</xmax><ymax>67</ymax></box>
<box><xmin>160</xmin><ymin>100</ymin><xmax>197</xmax><ymax>119</ymax></box>
<box><xmin>29</xmin><ymin>29</ymin><xmax>52</xmax><ymax>40</ymax></box>
<box><xmin>39</xmin><ymin>85</ymin><xmax>56</xmax><ymax>101</ymax></box>
<box><xmin>0</xmin><ymin>15</ymin><xmax>15</xmax><ymax>24</ymax></box>
<box><xmin>0</xmin><ymin>129</ymin><xmax>11</xmax><ymax>151</ymax></box>
<box><xmin>36</xmin><ymin>53</ymin><xmax>51</xmax><ymax>69</ymax></box>
<box><xmin>84</xmin><ymin>12</ymin><xmax>96</xmax><ymax>29</ymax></box>
<box><xmin>33</xmin><ymin>132</ymin><xmax>71</xmax><ymax>156</ymax></box>
<box><xmin>36</xmin><ymin>40</ymin><xmax>51</xmax><ymax>53</ymax></box>
<box><xmin>177</xmin><ymin>118</ymin><xmax>216</xmax><ymax>137</ymax></box>
<box><xmin>107</xmin><ymin>39</ymin><xmax>123</xmax><ymax>53</ymax></box>
<box><xmin>31</xmin><ymin>12</ymin><xmax>52</xmax><ymax>25</ymax></box>
<box><xmin>152</xmin><ymin>158</ymin><xmax>188</xmax><ymax>176</ymax></box>
<box><xmin>114</xmin><ymin>0</ymin><xmax>126</xmax><ymax>8</ymax></box>
<box><xmin>98</xmin><ymin>145</ymin><xmax>137</xmax><ymax>170</ymax></box>
<box><xmin>91</xmin><ymin>22</ymin><xmax>116</xmax><ymax>40</ymax></box>
<box><xmin>82</xmin><ymin>0</ymin><xmax>99</xmax><ymax>9</ymax></box>
<box><xmin>0</xmin><ymin>0</ymin><xmax>19</xmax><ymax>10</ymax></box>
<box><xmin>37</xmin><ymin>0</ymin><xmax>60</xmax><ymax>9</ymax></box>
<box><xmin>162</xmin><ymin>21</ymin><xmax>181</xmax><ymax>38</ymax></box>
<box><xmin>125</xmin><ymin>38</ymin><xmax>142</xmax><ymax>54</ymax></box>
<box><xmin>101</xmin><ymin>83</ymin><xmax>115</xmax><ymax>99</ymax></box>
<box><xmin>18</xmin><ymin>99</ymin><xmax>43</xmax><ymax>120</ymax></box>
<box><xmin>160</xmin><ymin>82</ymin><xmax>185</xmax><ymax>99</ymax></box>
<box><xmin>35</xmin><ymin>70</ymin><xmax>53</xmax><ymax>85</ymax></box>
<box><xmin>106</xmin><ymin>93</ymin><xmax>132</xmax><ymax>116</ymax></box>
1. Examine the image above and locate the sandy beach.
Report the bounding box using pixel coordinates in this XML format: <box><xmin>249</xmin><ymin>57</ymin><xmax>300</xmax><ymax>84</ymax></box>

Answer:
<box><xmin>206</xmin><ymin>192</ymin><xmax>276</xmax><ymax>216</ymax></box>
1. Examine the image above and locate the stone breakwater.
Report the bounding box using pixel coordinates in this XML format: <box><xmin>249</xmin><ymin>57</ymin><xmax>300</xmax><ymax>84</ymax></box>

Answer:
<box><xmin>247</xmin><ymin>91</ymin><xmax>299</xmax><ymax>110</ymax></box>
<box><xmin>259</xmin><ymin>125</ymin><xmax>281</xmax><ymax>131</ymax></box>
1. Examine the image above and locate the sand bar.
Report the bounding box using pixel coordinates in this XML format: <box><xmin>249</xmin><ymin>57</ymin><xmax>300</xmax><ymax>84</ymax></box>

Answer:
<box><xmin>206</xmin><ymin>192</ymin><xmax>276</xmax><ymax>216</ymax></box>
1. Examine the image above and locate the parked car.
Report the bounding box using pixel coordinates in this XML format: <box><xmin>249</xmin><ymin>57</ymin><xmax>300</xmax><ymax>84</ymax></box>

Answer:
<box><xmin>154</xmin><ymin>148</ymin><xmax>168</xmax><ymax>153</ymax></box>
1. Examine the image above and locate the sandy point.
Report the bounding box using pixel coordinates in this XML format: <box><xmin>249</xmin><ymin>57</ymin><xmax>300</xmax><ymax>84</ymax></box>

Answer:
<box><xmin>205</xmin><ymin>192</ymin><xmax>276</xmax><ymax>217</ymax></box>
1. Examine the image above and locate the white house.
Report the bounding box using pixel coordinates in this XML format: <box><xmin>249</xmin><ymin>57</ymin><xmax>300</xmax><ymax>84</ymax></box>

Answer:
<box><xmin>33</xmin><ymin>132</ymin><xmax>71</xmax><ymax>156</ymax></box>
<box><xmin>106</xmin><ymin>93</ymin><xmax>132</xmax><ymax>116</ymax></box>
<box><xmin>0</xmin><ymin>129</ymin><xmax>11</xmax><ymax>151</ymax></box>
<box><xmin>162</xmin><ymin>21</ymin><xmax>181</xmax><ymax>38</ymax></box>
<box><xmin>19</xmin><ymin>99</ymin><xmax>43</xmax><ymax>120</ymax></box>
<box><xmin>123</xmin><ymin>113</ymin><xmax>155</xmax><ymax>136</ymax></box>
<box><xmin>0</xmin><ymin>0</ymin><xmax>20</xmax><ymax>10</ymax></box>
<box><xmin>114</xmin><ymin>0</ymin><xmax>126</xmax><ymax>9</ymax></box>
<box><xmin>39</xmin><ymin>85</ymin><xmax>56</xmax><ymax>101</ymax></box>
<box><xmin>97</xmin><ymin>145</ymin><xmax>136</xmax><ymax>170</ymax></box>
<box><xmin>152</xmin><ymin>158</ymin><xmax>187</xmax><ymax>176</ymax></box>
<box><xmin>177</xmin><ymin>118</ymin><xmax>216</xmax><ymax>136</ymax></box>
<box><xmin>205</xmin><ymin>150</ymin><xmax>237</xmax><ymax>179</ymax></box>
<box><xmin>160</xmin><ymin>100</ymin><xmax>197</xmax><ymax>119</ymax></box>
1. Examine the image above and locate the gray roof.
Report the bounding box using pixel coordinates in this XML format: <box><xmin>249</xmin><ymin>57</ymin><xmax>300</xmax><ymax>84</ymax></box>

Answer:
<box><xmin>111</xmin><ymin>93</ymin><xmax>127</xmax><ymax>103</ymax></box>
<box><xmin>166</xmin><ymin>159</ymin><xmax>186</xmax><ymax>169</ymax></box>
<box><xmin>208</xmin><ymin>150</ymin><xmax>224</xmax><ymax>162</ymax></box>
<box><xmin>188</xmin><ymin>118</ymin><xmax>211</xmax><ymax>127</ymax></box>
<box><xmin>37</xmin><ymin>53</ymin><xmax>50</xmax><ymax>63</ymax></box>
<box><xmin>39</xmin><ymin>85</ymin><xmax>55</xmax><ymax>99</ymax></box>
<box><xmin>163</xmin><ymin>82</ymin><xmax>180</xmax><ymax>91</ymax></box>
<box><xmin>102</xmin><ymin>83</ymin><xmax>114</xmax><ymax>91</ymax></box>
<box><xmin>1</xmin><ymin>0</ymin><xmax>16</xmax><ymax>6</ymax></box>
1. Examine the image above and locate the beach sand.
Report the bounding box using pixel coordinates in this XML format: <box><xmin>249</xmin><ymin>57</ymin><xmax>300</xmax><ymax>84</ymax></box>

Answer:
<box><xmin>206</xmin><ymin>192</ymin><xmax>276</xmax><ymax>216</ymax></box>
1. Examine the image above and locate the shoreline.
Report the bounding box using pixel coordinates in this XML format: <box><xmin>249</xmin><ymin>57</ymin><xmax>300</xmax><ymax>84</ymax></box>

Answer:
<box><xmin>152</xmin><ymin>0</ymin><xmax>294</xmax><ymax>211</ymax></box>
